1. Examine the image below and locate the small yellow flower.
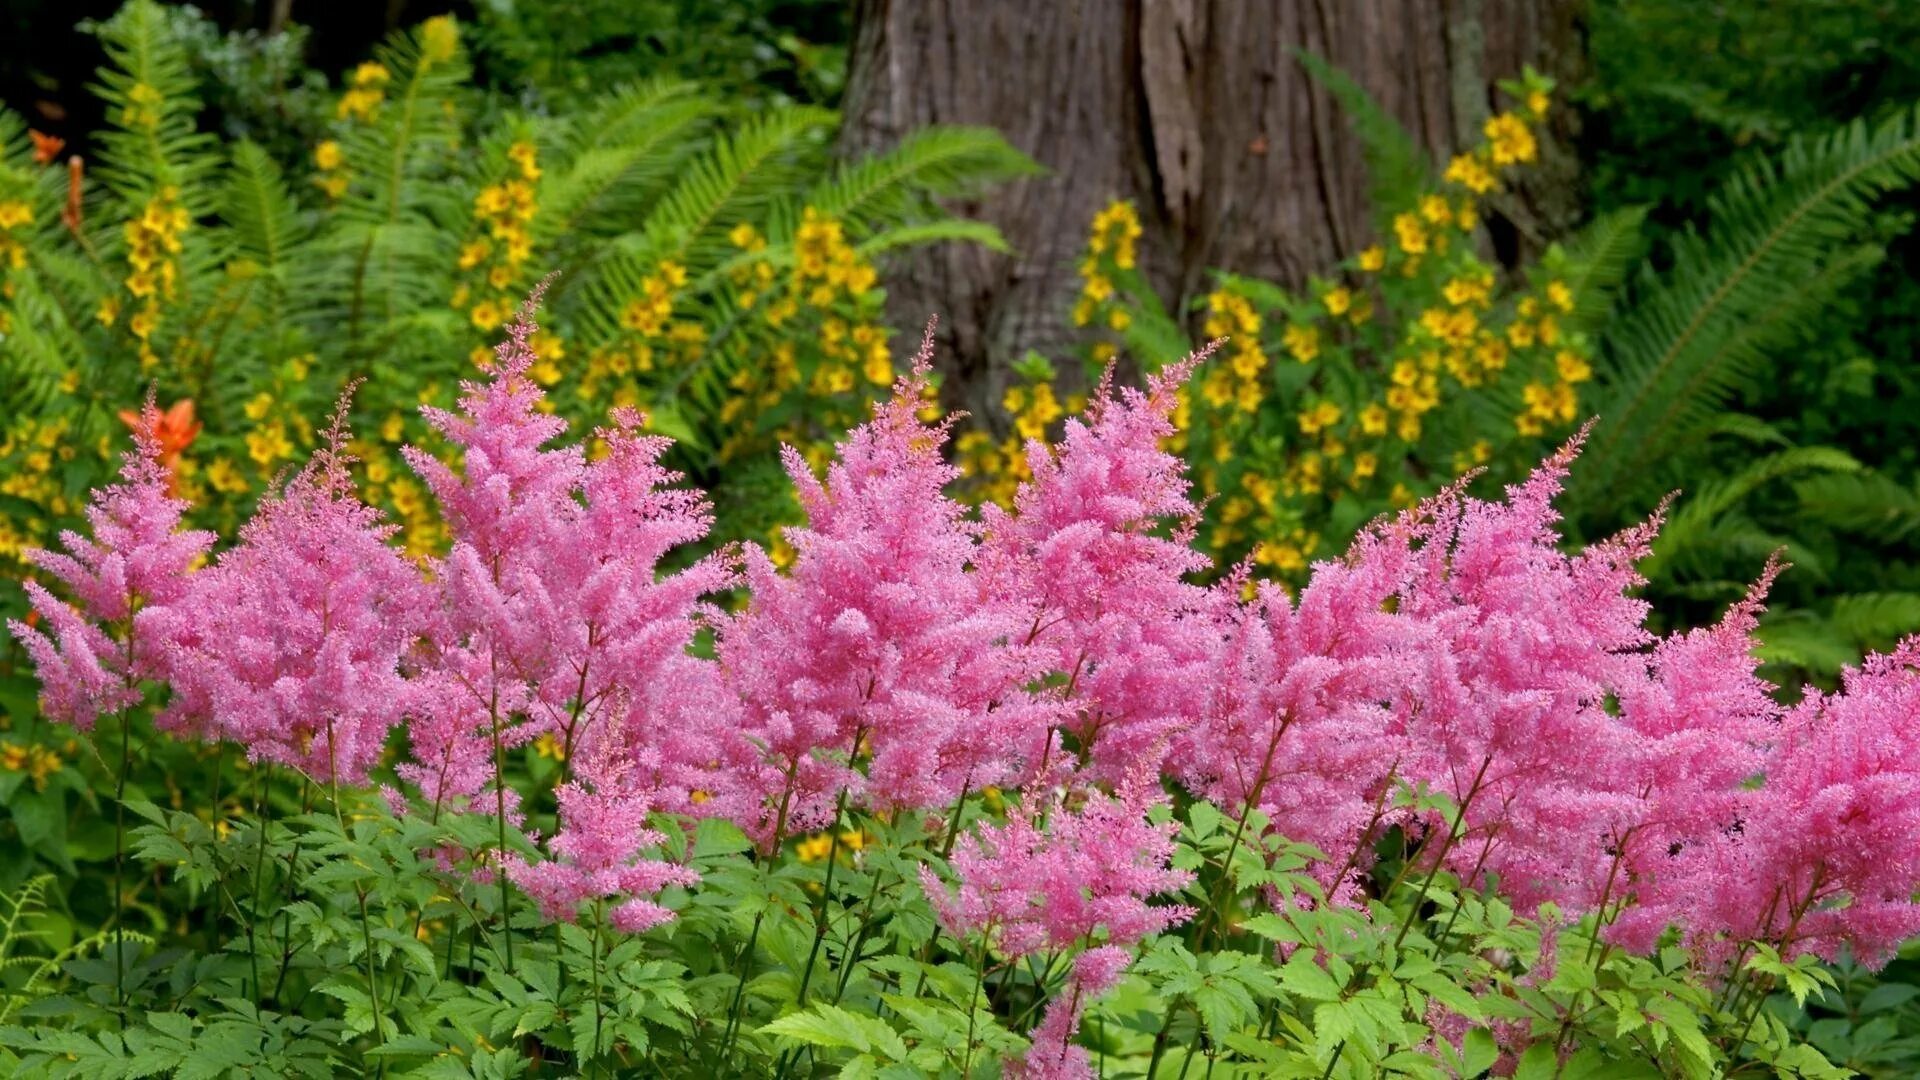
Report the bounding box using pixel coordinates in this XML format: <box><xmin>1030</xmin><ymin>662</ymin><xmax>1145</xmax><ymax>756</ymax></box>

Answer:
<box><xmin>313</xmin><ymin>140</ymin><xmax>343</xmax><ymax>171</ymax></box>
<box><xmin>1392</xmin><ymin>213</ymin><xmax>1428</xmax><ymax>255</ymax></box>
<box><xmin>420</xmin><ymin>16</ymin><xmax>460</xmax><ymax>64</ymax></box>
<box><xmin>1357</xmin><ymin>246</ymin><xmax>1386</xmax><ymax>272</ymax></box>
<box><xmin>1444</xmin><ymin>153</ymin><xmax>1497</xmax><ymax>195</ymax></box>
<box><xmin>1485</xmin><ymin>113</ymin><xmax>1538</xmax><ymax>167</ymax></box>
<box><xmin>1282</xmin><ymin>322</ymin><xmax>1320</xmax><ymax>363</ymax></box>
<box><xmin>1546</xmin><ymin>280</ymin><xmax>1574</xmax><ymax>313</ymax></box>
<box><xmin>1555</xmin><ymin>349</ymin><xmax>1592</xmax><ymax>384</ymax></box>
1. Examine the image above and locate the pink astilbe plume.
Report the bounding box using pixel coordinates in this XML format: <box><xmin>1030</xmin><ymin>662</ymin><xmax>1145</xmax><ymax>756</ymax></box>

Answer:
<box><xmin>146</xmin><ymin>405</ymin><xmax>427</xmax><ymax>783</ymax></box>
<box><xmin>399</xmin><ymin>288</ymin><xmax>731</xmax><ymax>826</ymax></box>
<box><xmin>922</xmin><ymin>762</ymin><xmax>1193</xmax><ymax>1079</ymax></box>
<box><xmin>1379</xmin><ymin>432</ymin><xmax>1660</xmax><ymax>913</ymax></box>
<box><xmin>1170</xmin><ymin>560</ymin><xmax>1420</xmax><ymax>906</ymax></box>
<box><xmin>8</xmin><ymin>400</ymin><xmax>213</xmax><ymax>728</ymax></box>
<box><xmin>1657</xmin><ymin>639</ymin><xmax>1920</xmax><ymax>970</ymax></box>
<box><xmin>979</xmin><ymin>346</ymin><xmax>1226</xmax><ymax>784</ymax></box>
<box><xmin>715</xmin><ymin>322</ymin><xmax>1051</xmax><ymax>847</ymax></box>
<box><xmin>507</xmin><ymin>743</ymin><xmax>700</xmax><ymax>932</ymax></box>
<box><xmin>1605</xmin><ymin>562</ymin><xmax>1784</xmax><ymax>955</ymax></box>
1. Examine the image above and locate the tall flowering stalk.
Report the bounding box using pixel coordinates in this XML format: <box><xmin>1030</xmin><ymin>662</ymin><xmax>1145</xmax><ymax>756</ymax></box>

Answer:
<box><xmin>402</xmin><ymin>286</ymin><xmax>730</xmax><ymax>967</ymax></box>
<box><xmin>20</xmin><ymin>285</ymin><xmax>1920</xmax><ymax>1076</ymax></box>
<box><xmin>922</xmin><ymin>762</ymin><xmax>1194</xmax><ymax>1078</ymax></box>
<box><xmin>8</xmin><ymin>400</ymin><xmax>213</xmax><ymax>1020</ymax></box>
<box><xmin>978</xmin><ymin>348</ymin><xmax>1225</xmax><ymax>785</ymax></box>
<box><xmin>715</xmin><ymin>323</ymin><xmax>1051</xmax><ymax>847</ymax></box>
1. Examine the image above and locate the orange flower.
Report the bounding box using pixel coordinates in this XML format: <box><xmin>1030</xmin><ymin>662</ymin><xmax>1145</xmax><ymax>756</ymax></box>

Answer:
<box><xmin>119</xmin><ymin>398</ymin><xmax>201</xmax><ymax>473</ymax></box>
<box><xmin>29</xmin><ymin>129</ymin><xmax>64</xmax><ymax>166</ymax></box>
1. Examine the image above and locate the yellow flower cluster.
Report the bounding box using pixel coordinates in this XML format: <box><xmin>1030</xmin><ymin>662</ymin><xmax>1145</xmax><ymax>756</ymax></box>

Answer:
<box><xmin>313</xmin><ymin>139</ymin><xmax>348</xmax><ymax>200</ymax></box>
<box><xmin>1072</xmin><ymin>200</ymin><xmax>1143</xmax><ymax>359</ymax></box>
<box><xmin>1199</xmin><ymin>288</ymin><xmax>1267</xmax><ymax>414</ymax></box>
<box><xmin>583</xmin><ymin>258</ymin><xmax>697</xmax><ymax>406</ymax></box>
<box><xmin>455</xmin><ymin>140</ymin><xmax>542</xmax><ymax>336</ymax></box>
<box><xmin>796</xmin><ymin>828</ymin><xmax>872</xmax><ymax>865</ymax></box>
<box><xmin>956</xmin><ymin>376</ymin><xmax>1085</xmax><ymax>508</ymax></box>
<box><xmin>1214</xmin><ymin>472</ymin><xmax>1321</xmax><ymax>574</ymax></box>
<box><xmin>0</xmin><ymin>197</ymin><xmax>31</xmax><ymax>270</ymax></box>
<box><xmin>337</xmin><ymin>62</ymin><xmax>390</xmax><ymax>122</ymax></box>
<box><xmin>0</xmin><ymin>417</ymin><xmax>75</xmax><ymax>563</ymax></box>
<box><xmin>1044</xmin><ymin>80</ymin><xmax>1581</xmax><ymax>583</ymax></box>
<box><xmin>123</xmin><ymin>186</ymin><xmax>190</xmax><ymax>367</ymax></box>
<box><xmin>714</xmin><ymin>209</ymin><xmax>891</xmax><ymax>464</ymax></box>
<box><xmin>119</xmin><ymin>82</ymin><xmax>165</xmax><ymax>131</ymax></box>
<box><xmin>0</xmin><ymin>740</ymin><xmax>65</xmax><ymax>791</ymax></box>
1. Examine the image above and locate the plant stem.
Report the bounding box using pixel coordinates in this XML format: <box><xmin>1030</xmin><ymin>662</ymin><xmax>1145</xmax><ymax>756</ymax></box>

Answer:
<box><xmin>327</xmin><ymin>717</ymin><xmax>386</xmax><ymax>1068</ymax></box>
<box><xmin>489</xmin><ymin>671</ymin><xmax>514</xmax><ymax>973</ymax></box>
<box><xmin>112</xmin><ymin>700</ymin><xmax>131</xmax><ymax>1027</ymax></box>
<box><xmin>591</xmin><ymin>899</ymin><xmax>606</xmax><ymax>1070</ymax></box>
<box><xmin>718</xmin><ymin>907</ymin><xmax>765</xmax><ymax>1064</ymax></box>
<box><xmin>960</xmin><ymin>934</ymin><xmax>990</xmax><ymax>1078</ymax></box>
<box><xmin>1391</xmin><ymin>754</ymin><xmax>1493</xmax><ymax>954</ymax></box>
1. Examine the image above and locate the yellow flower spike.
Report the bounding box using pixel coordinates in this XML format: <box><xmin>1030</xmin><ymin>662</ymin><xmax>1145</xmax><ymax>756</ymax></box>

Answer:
<box><xmin>1392</xmin><ymin>212</ymin><xmax>1428</xmax><ymax>255</ymax></box>
<box><xmin>1282</xmin><ymin>323</ymin><xmax>1320</xmax><ymax>363</ymax></box>
<box><xmin>1444</xmin><ymin>153</ymin><xmax>1497</xmax><ymax>195</ymax></box>
<box><xmin>1546</xmin><ymin>280</ymin><xmax>1574</xmax><ymax>313</ymax></box>
<box><xmin>1485</xmin><ymin>113</ymin><xmax>1538</xmax><ymax>167</ymax></box>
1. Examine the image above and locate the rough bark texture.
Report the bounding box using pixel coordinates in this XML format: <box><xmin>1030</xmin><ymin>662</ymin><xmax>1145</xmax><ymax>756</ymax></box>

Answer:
<box><xmin>839</xmin><ymin>0</ymin><xmax>1585</xmax><ymax>419</ymax></box>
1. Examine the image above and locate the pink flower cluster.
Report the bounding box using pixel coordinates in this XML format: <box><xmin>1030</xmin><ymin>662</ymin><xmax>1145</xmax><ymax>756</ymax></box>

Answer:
<box><xmin>16</xmin><ymin>293</ymin><xmax>1920</xmax><ymax>1076</ymax></box>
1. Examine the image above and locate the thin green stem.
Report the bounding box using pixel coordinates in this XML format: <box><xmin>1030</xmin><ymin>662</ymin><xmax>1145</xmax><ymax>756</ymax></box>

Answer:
<box><xmin>327</xmin><ymin>718</ymin><xmax>385</xmax><ymax>1069</ymax></box>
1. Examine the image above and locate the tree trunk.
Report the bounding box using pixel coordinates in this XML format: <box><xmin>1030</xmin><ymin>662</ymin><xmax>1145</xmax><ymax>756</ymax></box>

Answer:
<box><xmin>839</xmin><ymin>0</ymin><xmax>1584</xmax><ymax>419</ymax></box>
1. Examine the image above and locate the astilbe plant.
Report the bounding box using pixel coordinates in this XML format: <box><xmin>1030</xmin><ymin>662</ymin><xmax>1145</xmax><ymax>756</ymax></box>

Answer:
<box><xmin>13</xmin><ymin>288</ymin><xmax>1920</xmax><ymax>1077</ymax></box>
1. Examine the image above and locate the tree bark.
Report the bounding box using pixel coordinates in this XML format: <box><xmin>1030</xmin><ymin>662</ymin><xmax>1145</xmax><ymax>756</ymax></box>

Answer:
<box><xmin>839</xmin><ymin>0</ymin><xmax>1584</xmax><ymax>419</ymax></box>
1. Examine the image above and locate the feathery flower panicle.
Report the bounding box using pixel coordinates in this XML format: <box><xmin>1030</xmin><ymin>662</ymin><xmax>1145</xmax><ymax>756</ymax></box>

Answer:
<box><xmin>507</xmin><ymin>744</ymin><xmax>700</xmax><ymax>932</ymax></box>
<box><xmin>1666</xmin><ymin>639</ymin><xmax>1920</xmax><ymax>969</ymax></box>
<box><xmin>1605</xmin><ymin>562</ymin><xmax>1784</xmax><ymax>955</ymax></box>
<box><xmin>148</xmin><ymin>405</ymin><xmax>427</xmax><ymax>783</ymax></box>
<box><xmin>716</xmin><ymin>322</ymin><xmax>1051</xmax><ymax>847</ymax></box>
<box><xmin>979</xmin><ymin>346</ymin><xmax>1226</xmax><ymax>783</ymax></box>
<box><xmin>8</xmin><ymin>401</ymin><xmax>213</xmax><ymax>728</ymax></box>
<box><xmin>399</xmin><ymin>291</ymin><xmax>729</xmax><ymax>934</ymax></box>
<box><xmin>921</xmin><ymin>765</ymin><xmax>1193</xmax><ymax>957</ymax></box>
<box><xmin>924</xmin><ymin>760</ymin><xmax>1191</xmax><ymax>1080</ymax></box>
<box><xmin>1378</xmin><ymin>432</ymin><xmax>1658</xmax><ymax>913</ymax></box>
<box><xmin>1170</xmin><ymin>564</ymin><xmax>1417</xmax><ymax>905</ymax></box>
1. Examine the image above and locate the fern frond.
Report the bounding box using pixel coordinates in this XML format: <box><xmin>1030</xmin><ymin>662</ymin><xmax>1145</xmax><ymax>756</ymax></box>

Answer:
<box><xmin>87</xmin><ymin>0</ymin><xmax>219</xmax><ymax>205</ymax></box>
<box><xmin>640</xmin><ymin>105</ymin><xmax>835</xmax><ymax>262</ymax></box>
<box><xmin>294</xmin><ymin>19</ymin><xmax>469</xmax><ymax>364</ymax></box>
<box><xmin>1828</xmin><ymin>592</ymin><xmax>1920</xmax><ymax>651</ymax></box>
<box><xmin>1794</xmin><ymin>471</ymin><xmax>1920</xmax><ymax>544</ymax></box>
<box><xmin>1642</xmin><ymin>445</ymin><xmax>1860</xmax><ymax>584</ymax></box>
<box><xmin>855</xmin><ymin>220</ymin><xmax>1010</xmax><ymax>259</ymax></box>
<box><xmin>1295</xmin><ymin>49</ymin><xmax>1433</xmax><ymax>218</ymax></box>
<box><xmin>804</xmin><ymin>126</ymin><xmax>1039</xmax><ymax>232</ymax></box>
<box><xmin>1577</xmin><ymin>103</ymin><xmax>1920</xmax><ymax>511</ymax></box>
<box><xmin>542</xmin><ymin>81</ymin><xmax>719</xmax><ymax>243</ymax></box>
<box><xmin>220</xmin><ymin>141</ymin><xmax>310</xmax><ymax>328</ymax></box>
<box><xmin>1554</xmin><ymin>205</ymin><xmax>1649</xmax><ymax>328</ymax></box>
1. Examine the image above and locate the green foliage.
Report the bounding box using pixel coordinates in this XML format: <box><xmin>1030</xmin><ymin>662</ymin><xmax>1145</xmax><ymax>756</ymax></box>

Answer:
<box><xmin>0</xmin><ymin>0</ymin><xmax>1033</xmax><ymax>582</ymax></box>
<box><xmin>1576</xmin><ymin>1</ymin><xmax>1920</xmax><ymax>684</ymax></box>
<box><xmin>0</xmin><ymin>736</ymin><xmax>1866</xmax><ymax>1078</ymax></box>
